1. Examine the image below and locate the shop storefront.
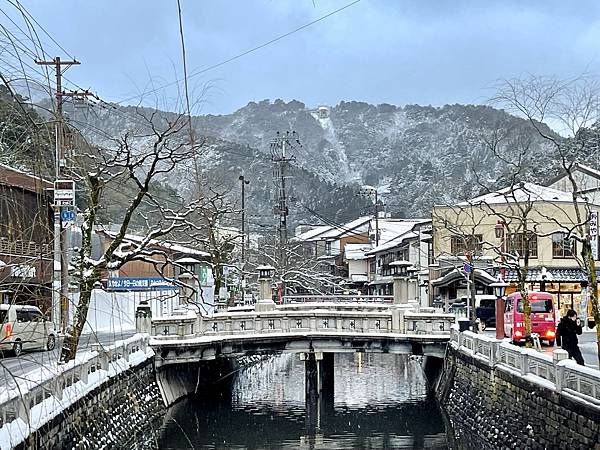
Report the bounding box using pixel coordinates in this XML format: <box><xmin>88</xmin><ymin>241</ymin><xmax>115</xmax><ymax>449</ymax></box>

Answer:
<box><xmin>504</xmin><ymin>268</ymin><xmax>591</xmax><ymax>319</ymax></box>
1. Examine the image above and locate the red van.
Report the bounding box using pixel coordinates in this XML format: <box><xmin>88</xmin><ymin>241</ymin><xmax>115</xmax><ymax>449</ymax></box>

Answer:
<box><xmin>503</xmin><ymin>292</ymin><xmax>556</xmax><ymax>345</ymax></box>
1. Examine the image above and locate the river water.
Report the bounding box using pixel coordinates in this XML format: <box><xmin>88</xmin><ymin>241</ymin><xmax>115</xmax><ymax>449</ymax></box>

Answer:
<box><xmin>154</xmin><ymin>353</ymin><xmax>453</xmax><ymax>450</ymax></box>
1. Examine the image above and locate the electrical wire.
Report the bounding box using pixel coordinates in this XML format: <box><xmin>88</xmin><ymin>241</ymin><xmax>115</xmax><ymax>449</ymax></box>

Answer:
<box><xmin>112</xmin><ymin>0</ymin><xmax>362</xmax><ymax>105</ymax></box>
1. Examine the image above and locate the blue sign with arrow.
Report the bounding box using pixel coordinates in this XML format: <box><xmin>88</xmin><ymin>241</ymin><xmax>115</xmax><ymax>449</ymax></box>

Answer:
<box><xmin>60</xmin><ymin>209</ymin><xmax>76</xmax><ymax>223</ymax></box>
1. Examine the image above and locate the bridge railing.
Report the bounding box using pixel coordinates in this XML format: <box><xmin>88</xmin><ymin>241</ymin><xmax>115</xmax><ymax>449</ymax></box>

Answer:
<box><xmin>450</xmin><ymin>330</ymin><xmax>600</xmax><ymax>406</ymax></box>
<box><xmin>0</xmin><ymin>334</ymin><xmax>150</xmax><ymax>432</ymax></box>
<box><xmin>150</xmin><ymin>306</ymin><xmax>456</xmax><ymax>340</ymax></box>
<box><xmin>283</xmin><ymin>295</ymin><xmax>393</xmax><ymax>304</ymax></box>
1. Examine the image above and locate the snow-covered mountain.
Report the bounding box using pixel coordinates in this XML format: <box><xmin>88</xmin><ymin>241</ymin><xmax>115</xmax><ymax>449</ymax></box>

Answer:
<box><xmin>68</xmin><ymin>99</ymin><xmax>561</xmax><ymax>228</ymax></box>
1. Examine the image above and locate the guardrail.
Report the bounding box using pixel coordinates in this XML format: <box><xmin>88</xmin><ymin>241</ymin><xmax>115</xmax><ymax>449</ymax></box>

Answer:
<box><xmin>151</xmin><ymin>305</ymin><xmax>456</xmax><ymax>340</ymax></box>
<box><xmin>450</xmin><ymin>330</ymin><xmax>600</xmax><ymax>406</ymax></box>
<box><xmin>0</xmin><ymin>334</ymin><xmax>151</xmax><ymax>433</ymax></box>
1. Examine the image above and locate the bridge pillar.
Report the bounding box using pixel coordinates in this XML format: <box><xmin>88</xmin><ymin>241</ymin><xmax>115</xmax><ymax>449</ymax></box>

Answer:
<box><xmin>320</xmin><ymin>352</ymin><xmax>334</xmax><ymax>398</ymax></box>
<box><xmin>304</xmin><ymin>351</ymin><xmax>320</xmax><ymax>405</ymax></box>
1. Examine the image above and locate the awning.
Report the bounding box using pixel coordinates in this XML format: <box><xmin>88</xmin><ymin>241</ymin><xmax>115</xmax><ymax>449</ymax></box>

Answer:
<box><xmin>431</xmin><ymin>268</ymin><xmax>496</xmax><ymax>287</ymax></box>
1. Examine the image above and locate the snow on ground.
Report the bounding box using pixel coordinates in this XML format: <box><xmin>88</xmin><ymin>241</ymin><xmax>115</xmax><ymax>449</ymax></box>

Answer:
<box><xmin>68</xmin><ymin>289</ymin><xmax>180</xmax><ymax>333</ymax></box>
<box><xmin>0</xmin><ymin>334</ymin><xmax>153</xmax><ymax>450</ymax></box>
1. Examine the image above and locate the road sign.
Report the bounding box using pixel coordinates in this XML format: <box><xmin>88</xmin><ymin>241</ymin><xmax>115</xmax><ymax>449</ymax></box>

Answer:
<box><xmin>61</xmin><ymin>210</ymin><xmax>76</xmax><ymax>223</ymax></box>
<box><xmin>54</xmin><ymin>179</ymin><xmax>75</xmax><ymax>206</ymax></box>
<box><xmin>105</xmin><ymin>277</ymin><xmax>177</xmax><ymax>291</ymax></box>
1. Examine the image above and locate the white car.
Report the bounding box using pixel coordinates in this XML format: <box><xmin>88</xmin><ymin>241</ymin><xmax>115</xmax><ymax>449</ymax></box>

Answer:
<box><xmin>0</xmin><ymin>305</ymin><xmax>57</xmax><ymax>356</ymax></box>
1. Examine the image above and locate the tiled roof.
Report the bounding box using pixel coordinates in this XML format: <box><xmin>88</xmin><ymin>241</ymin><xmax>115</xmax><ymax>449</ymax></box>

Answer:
<box><xmin>504</xmin><ymin>267</ymin><xmax>586</xmax><ymax>282</ymax></box>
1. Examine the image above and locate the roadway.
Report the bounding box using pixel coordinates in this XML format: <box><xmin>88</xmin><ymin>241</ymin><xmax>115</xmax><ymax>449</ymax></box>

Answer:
<box><xmin>484</xmin><ymin>328</ymin><xmax>599</xmax><ymax>368</ymax></box>
<box><xmin>0</xmin><ymin>329</ymin><xmax>136</xmax><ymax>391</ymax></box>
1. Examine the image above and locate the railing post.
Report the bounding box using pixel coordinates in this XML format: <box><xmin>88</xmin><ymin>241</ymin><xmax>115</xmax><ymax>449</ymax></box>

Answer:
<box><xmin>520</xmin><ymin>352</ymin><xmax>529</xmax><ymax>376</ymax></box>
<box><xmin>553</xmin><ymin>349</ymin><xmax>568</xmax><ymax>393</ymax></box>
<box><xmin>489</xmin><ymin>341</ymin><xmax>499</xmax><ymax>366</ymax></box>
<box><xmin>16</xmin><ymin>398</ymin><xmax>28</xmax><ymax>423</ymax></box>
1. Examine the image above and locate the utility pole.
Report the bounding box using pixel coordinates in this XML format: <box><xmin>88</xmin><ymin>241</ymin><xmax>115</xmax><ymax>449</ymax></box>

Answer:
<box><xmin>35</xmin><ymin>57</ymin><xmax>96</xmax><ymax>332</ymax></box>
<box><xmin>359</xmin><ymin>186</ymin><xmax>380</xmax><ymax>246</ymax></box>
<box><xmin>239</xmin><ymin>174</ymin><xmax>249</xmax><ymax>303</ymax></box>
<box><xmin>374</xmin><ymin>189</ymin><xmax>379</xmax><ymax>246</ymax></box>
<box><xmin>271</xmin><ymin>131</ymin><xmax>300</xmax><ymax>298</ymax></box>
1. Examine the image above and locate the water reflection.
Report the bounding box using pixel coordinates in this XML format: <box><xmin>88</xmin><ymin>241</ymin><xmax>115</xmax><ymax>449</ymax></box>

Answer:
<box><xmin>156</xmin><ymin>353</ymin><xmax>450</xmax><ymax>450</ymax></box>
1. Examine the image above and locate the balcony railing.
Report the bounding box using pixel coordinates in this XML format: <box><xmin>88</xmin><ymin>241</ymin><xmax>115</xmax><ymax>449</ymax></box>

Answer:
<box><xmin>0</xmin><ymin>237</ymin><xmax>52</xmax><ymax>257</ymax></box>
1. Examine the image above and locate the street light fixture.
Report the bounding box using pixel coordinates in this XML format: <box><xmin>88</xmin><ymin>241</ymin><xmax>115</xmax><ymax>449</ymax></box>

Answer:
<box><xmin>239</xmin><ymin>175</ymin><xmax>250</xmax><ymax>302</ymax></box>
<box><xmin>489</xmin><ymin>278</ymin><xmax>508</xmax><ymax>340</ymax></box>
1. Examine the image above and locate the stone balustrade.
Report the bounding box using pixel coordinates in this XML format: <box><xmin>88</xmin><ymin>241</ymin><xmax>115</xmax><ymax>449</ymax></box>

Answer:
<box><xmin>0</xmin><ymin>334</ymin><xmax>150</xmax><ymax>429</ymax></box>
<box><xmin>282</xmin><ymin>295</ymin><xmax>394</xmax><ymax>304</ymax></box>
<box><xmin>150</xmin><ymin>304</ymin><xmax>455</xmax><ymax>340</ymax></box>
<box><xmin>450</xmin><ymin>330</ymin><xmax>600</xmax><ymax>406</ymax></box>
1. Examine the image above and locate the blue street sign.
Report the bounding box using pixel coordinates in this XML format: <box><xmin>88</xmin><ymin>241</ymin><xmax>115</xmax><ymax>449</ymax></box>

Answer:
<box><xmin>61</xmin><ymin>210</ymin><xmax>76</xmax><ymax>222</ymax></box>
<box><xmin>105</xmin><ymin>277</ymin><xmax>178</xmax><ymax>291</ymax></box>
<box><xmin>463</xmin><ymin>263</ymin><xmax>471</xmax><ymax>274</ymax></box>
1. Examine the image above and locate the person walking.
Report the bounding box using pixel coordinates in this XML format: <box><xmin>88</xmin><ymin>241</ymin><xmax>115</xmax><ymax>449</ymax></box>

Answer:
<box><xmin>556</xmin><ymin>309</ymin><xmax>584</xmax><ymax>365</ymax></box>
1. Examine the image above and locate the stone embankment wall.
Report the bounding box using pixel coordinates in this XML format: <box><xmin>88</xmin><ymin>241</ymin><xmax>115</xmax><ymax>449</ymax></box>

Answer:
<box><xmin>18</xmin><ymin>360</ymin><xmax>164</xmax><ymax>450</ymax></box>
<box><xmin>438</xmin><ymin>344</ymin><xmax>600</xmax><ymax>450</ymax></box>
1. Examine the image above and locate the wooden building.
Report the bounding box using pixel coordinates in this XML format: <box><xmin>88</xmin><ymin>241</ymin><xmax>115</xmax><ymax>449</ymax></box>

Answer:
<box><xmin>0</xmin><ymin>164</ymin><xmax>54</xmax><ymax>311</ymax></box>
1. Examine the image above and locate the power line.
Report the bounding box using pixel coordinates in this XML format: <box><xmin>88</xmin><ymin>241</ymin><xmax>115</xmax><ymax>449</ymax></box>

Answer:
<box><xmin>8</xmin><ymin>0</ymin><xmax>75</xmax><ymax>59</ymax></box>
<box><xmin>113</xmin><ymin>0</ymin><xmax>362</xmax><ymax>105</ymax></box>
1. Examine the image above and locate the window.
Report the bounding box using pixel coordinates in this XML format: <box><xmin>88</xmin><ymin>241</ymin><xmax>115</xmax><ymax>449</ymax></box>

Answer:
<box><xmin>325</xmin><ymin>241</ymin><xmax>332</xmax><ymax>255</ymax></box>
<box><xmin>450</xmin><ymin>234</ymin><xmax>482</xmax><ymax>255</ymax></box>
<box><xmin>29</xmin><ymin>310</ymin><xmax>43</xmax><ymax>322</ymax></box>
<box><xmin>479</xmin><ymin>299</ymin><xmax>495</xmax><ymax>309</ymax></box>
<box><xmin>552</xmin><ymin>233</ymin><xmax>575</xmax><ymax>258</ymax></box>
<box><xmin>16</xmin><ymin>309</ymin><xmax>28</xmax><ymax>323</ymax></box>
<box><xmin>517</xmin><ymin>299</ymin><xmax>552</xmax><ymax>313</ymax></box>
<box><xmin>509</xmin><ymin>233</ymin><xmax>537</xmax><ymax>258</ymax></box>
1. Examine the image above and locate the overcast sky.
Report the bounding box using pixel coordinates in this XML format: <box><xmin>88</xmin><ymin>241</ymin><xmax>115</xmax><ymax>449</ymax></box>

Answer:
<box><xmin>8</xmin><ymin>0</ymin><xmax>600</xmax><ymax>115</ymax></box>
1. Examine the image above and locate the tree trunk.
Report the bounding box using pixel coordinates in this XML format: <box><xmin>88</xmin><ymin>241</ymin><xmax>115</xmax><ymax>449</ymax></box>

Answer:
<box><xmin>60</xmin><ymin>174</ymin><xmax>102</xmax><ymax>363</ymax></box>
<box><xmin>60</xmin><ymin>280</ymin><xmax>94</xmax><ymax>362</ymax></box>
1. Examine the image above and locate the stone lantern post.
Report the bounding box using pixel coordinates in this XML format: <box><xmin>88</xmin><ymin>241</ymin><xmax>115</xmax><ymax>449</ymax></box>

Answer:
<box><xmin>175</xmin><ymin>257</ymin><xmax>202</xmax><ymax>306</ymax></box>
<box><xmin>390</xmin><ymin>260</ymin><xmax>411</xmax><ymax>304</ymax></box>
<box><xmin>389</xmin><ymin>260</ymin><xmax>415</xmax><ymax>333</ymax></box>
<box><xmin>255</xmin><ymin>264</ymin><xmax>276</xmax><ymax>312</ymax></box>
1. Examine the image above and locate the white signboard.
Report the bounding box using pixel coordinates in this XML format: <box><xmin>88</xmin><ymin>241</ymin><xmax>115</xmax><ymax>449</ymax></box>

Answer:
<box><xmin>54</xmin><ymin>179</ymin><xmax>75</xmax><ymax>206</ymax></box>
<box><xmin>590</xmin><ymin>211</ymin><xmax>598</xmax><ymax>260</ymax></box>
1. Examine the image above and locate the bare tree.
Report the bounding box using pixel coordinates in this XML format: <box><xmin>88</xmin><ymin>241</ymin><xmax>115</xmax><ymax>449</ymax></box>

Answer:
<box><xmin>60</xmin><ymin>110</ymin><xmax>205</xmax><ymax>362</ymax></box>
<box><xmin>494</xmin><ymin>74</ymin><xmax>600</xmax><ymax>363</ymax></box>
<box><xmin>434</xmin><ymin>128</ymin><xmax>550</xmax><ymax>345</ymax></box>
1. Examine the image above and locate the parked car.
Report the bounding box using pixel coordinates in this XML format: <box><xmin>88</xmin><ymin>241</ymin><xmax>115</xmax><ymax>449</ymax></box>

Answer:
<box><xmin>503</xmin><ymin>292</ymin><xmax>556</xmax><ymax>345</ymax></box>
<box><xmin>474</xmin><ymin>295</ymin><xmax>497</xmax><ymax>328</ymax></box>
<box><xmin>0</xmin><ymin>305</ymin><xmax>57</xmax><ymax>356</ymax></box>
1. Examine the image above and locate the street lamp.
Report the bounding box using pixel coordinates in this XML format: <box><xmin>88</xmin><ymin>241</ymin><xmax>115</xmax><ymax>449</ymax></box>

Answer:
<box><xmin>239</xmin><ymin>175</ymin><xmax>250</xmax><ymax>302</ymax></box>
<box><xmin>489</xmin><ymin>278</ymin><xmax>508</xmax><ymax>340</ymax></box>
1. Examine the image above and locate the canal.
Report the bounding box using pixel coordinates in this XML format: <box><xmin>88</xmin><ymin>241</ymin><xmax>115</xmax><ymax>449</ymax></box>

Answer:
<box><xmin>154</xmin><ymin>353</ymin><xmax>454</xmax><ymax>450</ymax></box>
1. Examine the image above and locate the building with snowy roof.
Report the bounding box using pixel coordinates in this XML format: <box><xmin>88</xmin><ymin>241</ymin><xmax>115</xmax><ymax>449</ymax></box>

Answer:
<box><xmin>432</xmin><ymin>181</ymin><xmax>600</xmax><ymax>315</ymax></box>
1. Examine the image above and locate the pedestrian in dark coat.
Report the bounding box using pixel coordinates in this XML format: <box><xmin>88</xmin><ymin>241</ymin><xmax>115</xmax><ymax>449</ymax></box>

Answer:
<box><xmin>556</xmin><ymin>309</ymin><xmax>584</xmax><ymax>365</ymax></box>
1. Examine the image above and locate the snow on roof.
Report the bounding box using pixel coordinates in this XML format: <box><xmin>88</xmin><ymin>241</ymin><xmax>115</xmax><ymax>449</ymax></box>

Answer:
<box><xmin>344</xmin><ymin>243</ymin><xmax>373</xmax><ymax>260</ymax></box>
<box><xmin>319</xmin><ymin>216</ymin><xmax>372</xmax><ymax>240</ymax></box>
<box><xmin>456</xmin><ymin>182</ymin><xmax>573</xmax><ymax>206</ymax></box>
<box><xmin>366</xmin><ymin>231</ymin><xmax>418</xmax><ymax>255</ymax></box>
<box><xmin>377</xmin><ymin>219</ymin><xmax>429</xmax><ymax>243</ymax></box>
<box><xmin>0</xmin><ymin>163</ymin><xmax>53</xmax><ymax>193</ymax></box>
<box><xmin>547</xmin><ymin>162</ymin><xmax>600</xmax><ymax>186</ymax></box>
<box><xmin>100</xmin><ymin>230</ymin><xmax>211</xmax><ymax>257</ymax></box>
<box><xmin>293</xmin><ymin>225</ymin><xmax>334</xmax><ymax>241</ymax></box>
